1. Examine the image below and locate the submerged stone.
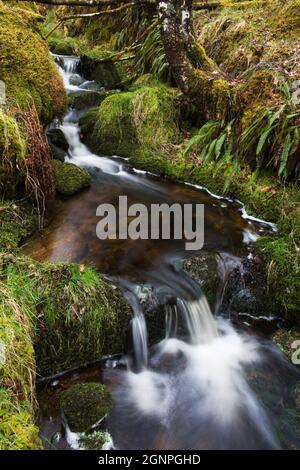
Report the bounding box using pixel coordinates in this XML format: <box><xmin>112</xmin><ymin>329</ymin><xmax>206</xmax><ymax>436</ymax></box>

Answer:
<box><xmin>61</xmin><ymin>383</ymin><xmax>112</xmax><ymax>433</ymax></box>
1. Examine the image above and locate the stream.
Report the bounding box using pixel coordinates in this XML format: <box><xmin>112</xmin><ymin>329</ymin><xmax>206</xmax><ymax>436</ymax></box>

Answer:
<box><xmin>24</xmin><ymin>55</ymin><xmax>300</xmax><ymax>450</ymax></box>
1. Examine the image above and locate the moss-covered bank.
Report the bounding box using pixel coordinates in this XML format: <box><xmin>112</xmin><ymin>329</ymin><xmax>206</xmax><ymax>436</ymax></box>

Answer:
<box><xmin>0</xmin><ymin>2</ymin><xmax>66</xmax><ymax>122</ymax></box>
<box><xmin>0</xmin><ymin>200</ymin><xmax>131</xmax><ymax>449</ymax></box>
<box><xmin>0</xmin><ymin>1</ymin><xmax>67</xmax><ymax>197</ymax></box>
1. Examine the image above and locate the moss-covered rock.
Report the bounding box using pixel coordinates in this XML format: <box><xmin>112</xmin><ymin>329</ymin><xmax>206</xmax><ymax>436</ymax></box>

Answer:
<box><xmin>52</xmin><ymin>160</ymin><xmax>91</xmax><ymax>196</ymax></box>
<box><xmin>80</xmin><ymin>53</ymin><xmax>122</xmax><ymax>90</ymax></box>
<box><xmin>0</xmin><ymin>280</ymin><xmax>41</xmax><ymax>450</ymax></box>
<box><xmin>81</xmin><ymin>85</ymin><xmax>179</xmax><ymax>164</ymax></box>
<box><xmin>79</xmin><ymin>430</ymin><xmax>110</xmax><ymax>450</ymax></box>
<box><xmin>0</xmin><ymin>2</ymin><xmax>66</xmax><ymax>123</ymax></box>
<box><xmin>48</xmin><ymin>35</ymin><xmax>80</xmax><ymax>56</ymax></box>
<box><xmin>0</xmin><ymin>111</ymin><xmax>26</xmax><ymax>197</ymax></box>
<box><xmin>0</xmin><ymin>200</ymin><xmax>38</xmax><ymax>251</ymax></box>
<box><xmin>0</xmin><ymin>255</ymin><xmax>131</xmax><ymax>376</ymax></box>
<box><xmin>70</xmin><ymin>90</ymin><xmax>116</xmax><ymax>111</ymax></box>
<box><xmin>61</xmin><ymin>383</ymin><xmax>112</xmax><ymax>433</ymax></box>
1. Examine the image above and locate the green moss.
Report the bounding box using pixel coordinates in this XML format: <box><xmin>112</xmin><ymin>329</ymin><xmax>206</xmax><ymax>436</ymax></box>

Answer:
<box><xmin>0</xmin><ymin>281</ymin><xmax>41</xmax><ymax>450</ymax></box>
<box><xmin>0</xmin><ymin>111</ymin><xmax>26</xmax><ymax>196</ymax></box>
<box><xmin>71</xmin><ymin>90</ymin><xmax>116</xmax><ymax>111</ymax></box>
<box><xmin>79</xmin><ymin>107</ymin><xmax>99</xmax><ymax>136</ymax></box>
<box><xmin>61</xmin><ymin>383</ymin><xmax>112</xmax><ymax>432</ymax></box>
<box><xmin>82</xmin><ymin>85</ymin><xmax>179</xmax><ymax>162</ymax></box>
<box><xmin>256</xmin><ymin>236</ymin><xmax>300</xmax><ymax>317</ymax></box>
<box><xmin>192</xmin><ymin>70</ymin><xmax>231</xmax><ymax>120</ymax></box>
<box><xmin>0</xmin><ymin>200</ymin><xmax>38</xmax><ymax>250</ymax></box>
<box><xmin>48</xmin><ymin>35</ymin><xmax>80</xmax><ymax>56</ymax></box>
<box><xmin>277</xmin><ymin>1</ymin><xmax>300</xmax><ymax>32</ymax></box>
<box><xmin>0</xmin><ymin>389</ymin><xmax>41</xmax><ymax>450</ymax></box>
<box><xmin>238</xmin><ymin>70</ymin><xmax>281</xmax><ymax>110</ymax></box>
<box><xmin>79</xmin><ymin>430</ymin><xmax>110</xmax><ymax>450</ymax></box>
<box><xmin>80</xmin><ymin>51</ymin><xmax>124</xmax><ymax>90</ymax></box>
<box><xmin>52</xmin><ymin>160</ymin><xmax>91</xmax><ymax>196</ymax></box>
<box><xmin>0</xmin><ymin>255</ymin><xmax>131</xmax><ymax>376</ymax></box>
<box><xmin>0</xmin><ymin>3</ymin><xmax>66</xmax><ymax>123</ymax></box>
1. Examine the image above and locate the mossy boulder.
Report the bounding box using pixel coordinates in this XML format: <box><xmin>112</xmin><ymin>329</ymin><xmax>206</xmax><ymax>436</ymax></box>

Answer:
<box><xmin>0</xmin><ymin>111</ymin><xmax>26</xmax><ymax>196</ymax></box>
<box><xmin>0</xmin><ymin>256</ymin><xmax>131</xmax><ymax>376</ymax></box>
<box><xmin>0</xmin><ymin>2</ymin><xmax>66</xmax><ymax>123</ymax></box>
<box><xmin>81</xmin><ymin>85</ymin><xmax>179</xmax><ymax>164</ymax></box>
<box><xmin>80</xmin><ymin>53</ymin><xmax>122</xmax><ymax>90</ymax></box>
<box><xmin>52</xmin><ymin>160</ymin><xmax>91</xmax><ymax>196</ymax></box>
<box><xmin>79</xmin><ymin>430</ymin><xmax>110</xmax><ymax>450</ymax></box>
<box><xmin>61</xmin><ymin>383</ymin><xmax>112</xmax><ymax>433</ymax></box>
<box><xmin>48</xmin><ymin>35</ymin><xmax>79</xmax><ymax>56</ymax></box>
<box><xmin>70</xmin><ymin>90</ymin><xmax>115</xmax><ymax>111</ymax></box>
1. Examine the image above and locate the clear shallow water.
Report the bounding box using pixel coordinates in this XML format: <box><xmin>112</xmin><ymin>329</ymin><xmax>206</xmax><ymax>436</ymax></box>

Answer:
<box><xmin>31</xmin><ymin>55</ymin><xmax>300</xmax><ymax>450</ymax></box>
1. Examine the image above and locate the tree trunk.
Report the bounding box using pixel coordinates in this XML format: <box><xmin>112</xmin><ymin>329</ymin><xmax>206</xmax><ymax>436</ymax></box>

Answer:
<box><xmin>158</xmin><ymin>0</ymin><xmax>196</xmax><ymax>95</ymax></box>
<box><xmin>158</xmin><ymin>0</ymin><xmax>229</xmax><ymax>119</ymax></box>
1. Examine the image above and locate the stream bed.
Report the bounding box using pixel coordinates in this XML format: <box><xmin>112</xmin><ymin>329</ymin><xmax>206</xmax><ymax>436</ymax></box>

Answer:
<box><xmin>24</xmin><ymin>55</ymin><xmax>300</xmax><ymax>450</ymax></box>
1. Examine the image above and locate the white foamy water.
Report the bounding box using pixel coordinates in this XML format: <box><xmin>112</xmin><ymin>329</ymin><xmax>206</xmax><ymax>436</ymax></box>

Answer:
<box><xmin>110</xmin><ymin>295</ymin><xmax>280</xmax><ymax>450</ymax></box>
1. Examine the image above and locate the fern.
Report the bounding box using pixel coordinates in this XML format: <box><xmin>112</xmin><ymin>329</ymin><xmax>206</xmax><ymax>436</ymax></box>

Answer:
<box><xmin>135</xmin><ymin>21</ymin><xmax>170</xmax><ymax>81</ymax></box>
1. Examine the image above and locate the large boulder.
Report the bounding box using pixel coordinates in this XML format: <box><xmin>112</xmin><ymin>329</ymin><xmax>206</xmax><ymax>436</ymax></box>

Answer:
<box><xmin>80</xmin><ymin>54</ymin><xmax>122</xmax><ymax>90</ymax></box>
<box><xmin>0</xmin><ymin>3</ymin><xmax>66</xmax><ymax>123</ymax></box>
<box><xmin>70</xmin><ymin>90</ymin><xmax>117</xmax><ymax>111</ymax></box>
<box><xmin>79</xmin><ymin>85</ymin><xmax>179</xmax><ymax>170</ymax></box>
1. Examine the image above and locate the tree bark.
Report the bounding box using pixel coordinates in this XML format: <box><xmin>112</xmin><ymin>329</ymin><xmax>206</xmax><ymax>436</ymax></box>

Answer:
<box><xmin>158</xmin><ymin>0</ymin><xmax>196</xmax><ymax>95</ymax></box>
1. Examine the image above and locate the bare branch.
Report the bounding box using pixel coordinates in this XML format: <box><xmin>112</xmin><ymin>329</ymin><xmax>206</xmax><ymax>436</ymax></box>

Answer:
<box><xmin>57</xmin><ymin>2</ymin><xmax>136</xmax><ymax>22</ymax></box>
<box><xmin>18</xmin><ymin>0</ymin><xmax>150</xmax><ymax>7</ymax></box>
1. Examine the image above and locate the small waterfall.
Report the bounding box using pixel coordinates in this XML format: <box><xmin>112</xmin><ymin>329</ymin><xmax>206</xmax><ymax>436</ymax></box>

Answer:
<box><xmin>122</xmin><ymin>287</ymin><xmax>149</xmax><ymax>371</ymax></box>
<box><xmin>63</xmin><ymin>57</ymin><xmax>80</xmax><ymax>74</ymax></box>
<box><xmin>132</xmin><ymin>314</ymin><xmax>148</xmax><ymax>370</ymax></box>
<box><xmin>165</xmin><ymin>304</ymin><xmax>178</xmax><ymax>339</ymax></box>
<box><xmin>215</xmin><ymin>252</ymin><xmax>245</xmax><ymax>315</ymax></box>
<box><xmin>178</xmin><ymin>296</ymin><xmax>218</xmax><ymax>345</ymax></box>
<box><xmin>51</xmin><ymin>54</ymin><xmax>123</xmax><ymax>175</ymax></box>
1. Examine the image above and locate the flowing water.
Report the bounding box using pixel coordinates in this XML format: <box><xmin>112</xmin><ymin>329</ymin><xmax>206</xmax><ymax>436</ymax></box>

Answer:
<box><xmin>27</xmin><ymin>56</ymin><xmax>300</xmax><ymax>450</ymax></box>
